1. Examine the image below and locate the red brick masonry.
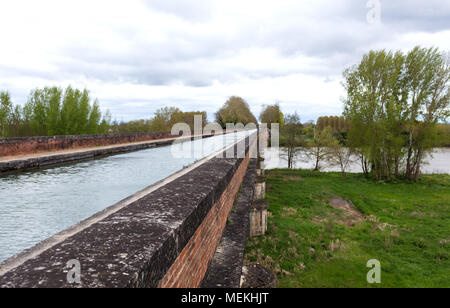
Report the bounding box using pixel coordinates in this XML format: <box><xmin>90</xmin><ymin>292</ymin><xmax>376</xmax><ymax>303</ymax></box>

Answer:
<box><xmin>158</xmin><ymin>146</ymin><xmax>253</xmax><ymax>288</ymax></box>
<box><xmin>0</xmin><ymin>132</ymin><xmax>174</xmax><ymax>157</ymax></box>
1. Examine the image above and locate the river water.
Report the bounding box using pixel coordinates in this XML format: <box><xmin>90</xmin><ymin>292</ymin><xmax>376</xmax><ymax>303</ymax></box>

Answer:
<box><xmin>264</xmin><ymin>147</ymin><xmax>450</xmax><ymax>174</ymax></box>
<box><xmin>0</xmin><ymin>131</ymin><xmax>253</xmax><ymax>263</ymax></box>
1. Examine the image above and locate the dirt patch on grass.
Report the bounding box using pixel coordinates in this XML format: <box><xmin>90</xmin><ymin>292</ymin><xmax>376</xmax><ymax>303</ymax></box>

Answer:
<box><xmin>267</xmin><ymin>172</ymin><xmax>303</xmax><ymax>182</ymax></box>
<box><xmin>328</xmin><ymin>197</ymin><xmax>365</xmax><ymax>227</ymax></box>
<box><xmin>312</xmin><ymin>217</ymin><xmax>329</xmax><ymax>225</ymax></box>
<box><xmin>282</xmin><ymin>175</ymin><xmax>304</xmax><ymax>182</ymax></box>
<box><xmin>281</xmin><ymin>207</ymin><xmax>297</xmax><ymax>217</ymax></box>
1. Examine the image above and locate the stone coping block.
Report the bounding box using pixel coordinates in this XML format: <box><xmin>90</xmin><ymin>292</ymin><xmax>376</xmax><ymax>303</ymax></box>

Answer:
<box><xmin>251</xmin><ymin>200</ymin><xmax>269</xmax><ymax>211</ymax></box>
<box><xmin>255</xmin><ymin>176</ymin><xmax>267</xmax><ymax>184</ymax></box>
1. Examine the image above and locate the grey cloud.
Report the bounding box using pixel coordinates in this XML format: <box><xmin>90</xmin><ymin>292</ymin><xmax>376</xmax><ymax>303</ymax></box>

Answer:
<box><xmin>142</xmin><ymin>0</ymin><xmax>213</xmax><ymax>22</ymax></box>
<box><xmin>2</xmin><ymin>0</ymin><xmax>449</xmax><ymax>121</ymax></box>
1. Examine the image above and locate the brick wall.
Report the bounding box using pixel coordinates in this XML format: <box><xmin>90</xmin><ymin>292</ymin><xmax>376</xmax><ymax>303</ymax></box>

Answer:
<box><xmin>0</xmin><ymin>132</ymin><xmax>175</xmax><ymax>157</ymax></box>
<box><xmin>158</xmin><ymin>151</ymin><xmax>251</xmax><ymax>288</ymax></box>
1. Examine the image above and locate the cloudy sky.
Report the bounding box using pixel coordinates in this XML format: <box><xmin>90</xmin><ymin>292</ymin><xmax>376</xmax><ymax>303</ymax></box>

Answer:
<box><xmin>0</xmin><ymin>0</ymin><xmax>449</xmax><ymax>122</ymax></box>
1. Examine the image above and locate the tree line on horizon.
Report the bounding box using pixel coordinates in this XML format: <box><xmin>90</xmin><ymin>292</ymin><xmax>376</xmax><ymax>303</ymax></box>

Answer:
<box><xmin>0</xmin><ymin>88</ymin><xmax>259</xmax><ymax>138</ymax></box>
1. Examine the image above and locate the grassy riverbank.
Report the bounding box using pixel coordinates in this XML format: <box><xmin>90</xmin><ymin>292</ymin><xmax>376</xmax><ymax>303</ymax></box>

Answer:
<box><xmin>244</xmin><ymin>169</ymin><xmax>450</xmax><ymax>288</ymax></box>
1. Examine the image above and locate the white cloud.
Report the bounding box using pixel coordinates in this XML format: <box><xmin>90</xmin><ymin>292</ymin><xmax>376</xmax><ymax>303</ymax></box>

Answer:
<box><xmin>0</xmin><ymin>0</ymin><xmax>448</xmax><ymax>122</ymax></box>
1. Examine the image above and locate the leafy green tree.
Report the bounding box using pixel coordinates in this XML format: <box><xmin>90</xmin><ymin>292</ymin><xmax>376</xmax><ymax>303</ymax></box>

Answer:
<box><xmin>260</xmin><ymin>103</ymin><xmax>283</xmax><ymax>128</ymax></box>
<box><xmin>215</xmin><ymin>96</ymin><xmax>257</xmax><ymax>128</ymax></box>
<box><xmin>46</xmin><ymin>87</ymin><xmax>63</xmax><ymax>135</ymax></box>
<box><xmin>8</xmin><ymin>105</ymin><xmax>25</xmax><ymax>137</ymax></box>
<box><xmin>99</xmin><ymin>110</ymin><xmax>113</xmax><ymax>134</ymax></box>
<box><xmin>86</xmin><ymin>99</ymin><xmax>102</xmax><ymax>134</ymax></box>
<box><xmin>343</xmin><ymin>47</ymin><xmax>449</xmax><ymax>181</ymax></box>
<box><xmin>150</xmin><ymin>107</ymin><xmax>182</xmax><ymax>132</ymax></box>
<box><xmin>0</xmin><ymin>91</ymin><xmax>12</xmax><ymax>137</ymax></box>
<box><xmin>404</xmin><ymin>47</ymin><xmax>450</xmax><ymax>180</ymax></box>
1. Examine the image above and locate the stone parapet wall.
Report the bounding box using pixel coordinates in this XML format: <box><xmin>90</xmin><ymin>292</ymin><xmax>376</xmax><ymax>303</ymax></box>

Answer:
<box><xmin>0</xmin><ymin>133</ymin><xmax>257</xmax><ymax>288</ymax></box>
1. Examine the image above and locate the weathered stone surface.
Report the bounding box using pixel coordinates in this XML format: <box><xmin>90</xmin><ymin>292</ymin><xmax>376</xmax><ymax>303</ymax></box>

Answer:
<box><xmin>240</xmin><ymin>264</ymin><xmax>276</xmax><ymax>288</ymax></box>
<box><xmin>254</xmin><ymin>182</ymin><xmax>266</xmax><ymax>201</ymax></box>
<box><xmin>0</xmin><ymin>134</ymin><xmax>256</xmax><ymax>288</ymax></box>
<box><xmin>200</xmin><ymin>159</ymin><xmax>257</xmax><ymax>288</ymax></box>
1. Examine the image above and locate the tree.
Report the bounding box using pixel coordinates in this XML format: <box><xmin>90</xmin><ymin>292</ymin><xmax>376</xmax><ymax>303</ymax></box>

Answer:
<box><xmin>215</xmin><ymin>96</ymin><xmax>257</xmax><ymax>128</ymax></box>
<box><xmin>404</xmin><ymin>47</ymin><xmax>450</xmax><ymax>180</ymax></box>
<box><xmin>14</xmin><ymin>85</ymin><xmax>110</xmax><ymax>137</ymax></box>
<box><xmin>343</xmin><ymin>47</ymin><xmax>450</xmax><ymax>181</ymax></box>
<box><xmin>99</xmin><ymin>110</ymin><xmax>113</xmax><ymax>134</ymax></box>
<box><xmin>280</xmin><ymin>113</ymin><xmax>303</xmax><ymax>169</ymax></box>
<box><xmin>0</xmin><ymin>91</ymin><xmax>12</xmax><ymax>137</ymax></box>
<box><xmin>260</xmin><ymin>103</ymin><xmax>283</xmax><ymax>128</ymax></box>
<box><xmin>150</xmin><ymin>107</ymin><xmax>182</xmax><ymax>132</ymax></box>
<box><xmin>303</xmin><ymin>127</ymin><xmax>335</xmax><ymax>171</ymax></box>
<box><xmin>328</xmin><ymin>136</ymin><xmax>355</xmax><ymax>177</ymax></box>
<box><xmin>86</xmin><ymin>99</ymin><xmax>102</xmax><ymax>134</ymax></box>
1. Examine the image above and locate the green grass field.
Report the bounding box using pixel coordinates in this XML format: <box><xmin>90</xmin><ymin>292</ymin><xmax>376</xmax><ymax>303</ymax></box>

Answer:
<box><xmin>244</xmin><ymin>169</ymin><xmax>450</xmax><ymax>288</ymax></box>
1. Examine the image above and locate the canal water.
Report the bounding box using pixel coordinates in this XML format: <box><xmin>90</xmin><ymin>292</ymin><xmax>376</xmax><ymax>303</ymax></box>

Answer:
<box><xmin>264</xmin><ymin>147</ymin><xmax>450</xmax><ymax>174</ymax></box>
<box><xmin>0</xmin><ymin>131</ymin><xmax>253</xmax><ymax>263</ymax></box>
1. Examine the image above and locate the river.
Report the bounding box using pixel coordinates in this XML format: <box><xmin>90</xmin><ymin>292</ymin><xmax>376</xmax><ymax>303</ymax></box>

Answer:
<box><xmin>263</xmin><ymin>148</ymin><xmax>450</xmax><ymax>174</ymax></box>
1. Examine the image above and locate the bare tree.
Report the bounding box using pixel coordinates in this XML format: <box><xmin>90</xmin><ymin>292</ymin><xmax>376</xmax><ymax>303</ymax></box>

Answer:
<box><xmin>328</xmin><ymin>138</ymin><xmax>356</xmax><ymax>177</ymax></box>
<box><xmin>281</xmin><ymin>113</ymin><xmax>303</xmax><ymax>169</ymax></box>
<box><xmin>303</xmin><ymin>127</ymin><xmax>335</xmax><ymax>171</ymax></box>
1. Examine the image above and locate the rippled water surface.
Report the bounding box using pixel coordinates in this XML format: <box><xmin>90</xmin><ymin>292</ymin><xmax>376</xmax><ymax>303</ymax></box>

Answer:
<box><xmin>0</xmin><ymin>131</ymin><xmax>252</xmax><ymax>262</ymax></box>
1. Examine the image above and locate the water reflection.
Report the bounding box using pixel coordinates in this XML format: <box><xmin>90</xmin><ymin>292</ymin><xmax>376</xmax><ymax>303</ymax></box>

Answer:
<box><xmin>264</xmin><ymin>147</ymin><xmax>450</xmax><ymax>174</ymax></box>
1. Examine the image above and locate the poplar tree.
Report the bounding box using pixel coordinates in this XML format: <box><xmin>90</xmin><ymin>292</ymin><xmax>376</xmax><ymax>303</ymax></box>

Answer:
<box><xmin>0</xmin><ymin>91</ymin><xmax>12</xmax><ymax>137</ymax></box>
<box><xmin>343</xmin><ymin>46</ymin><xmax>450</xmax><ymax>181</ymax></box>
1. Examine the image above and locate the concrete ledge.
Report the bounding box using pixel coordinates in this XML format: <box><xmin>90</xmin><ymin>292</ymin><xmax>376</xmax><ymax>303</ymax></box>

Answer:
<box><xmin>0</xmin><ymin>134</ymin><xmax>256</xmax><ymax>288</ymax></box>
<box><xmin>200</xmin><ymin>159</ymin><xmax>257</xmax><ymax>288</ymax></box>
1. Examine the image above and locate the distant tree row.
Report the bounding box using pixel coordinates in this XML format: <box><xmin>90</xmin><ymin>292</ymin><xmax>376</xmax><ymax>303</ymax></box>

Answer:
<box><xmin>316</xmin><ymin>116</ymin><xmax>351</xmax><ymax>132</ymax></box>
<box><xmin>0</xmin><ymin>91</ymin><xmax>259</xmax><ymax>138</ymax></box>
<box><xmin>0</xmin><ymin>86</ymin><xmax>110</xmax><ymax>138</ymax></box>
<box><xmin>110</xmin><ymin>107</ymin><xmax>208</xmax><ymax>133</ymax></box>
<box><xmin>437</xmin><ymin>124</ymin><xmax>450</xmax><ymax>146</ymax></box>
